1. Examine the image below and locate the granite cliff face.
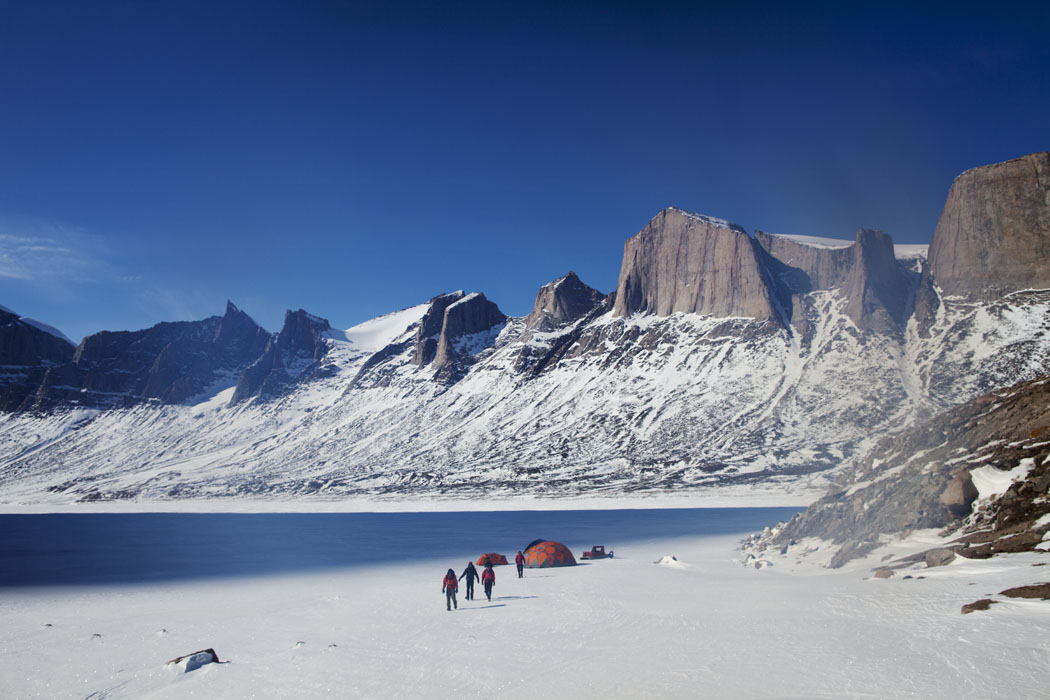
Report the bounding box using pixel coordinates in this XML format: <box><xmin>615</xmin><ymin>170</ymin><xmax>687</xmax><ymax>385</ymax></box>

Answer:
<box><xmin>612</xmin><ymin>208</ymin><xmax>781</xmax><ymax>322</ymax></box>
<box><xmin>926</xmin><ymin>151</ymin><xmax>1050</xmax><ymax>301</ymax></box>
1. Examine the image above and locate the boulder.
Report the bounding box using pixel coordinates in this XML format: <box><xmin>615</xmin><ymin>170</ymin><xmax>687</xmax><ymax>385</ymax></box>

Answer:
<box><xmin>924</xmin><ymin>548</ymin><xmax>956</xmax><ymax>568</ymax></box>
<box><xmin>961</xmin><ymin>599</ymin><xmax>996</xmax><ymax>614</ymax></box>
<box><xmin>939</xmin><ymin>471</ymin><xmax>980</xmax><ymax>518</ymax></box>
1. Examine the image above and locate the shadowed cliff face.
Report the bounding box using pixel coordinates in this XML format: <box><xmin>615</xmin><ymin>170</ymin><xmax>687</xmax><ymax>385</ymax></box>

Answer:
<box><xmin>756</xmin><ymin>228</ymin><xmax>913</xmax><ymax>334</ymax></box>
<box><xmin>0</xmin><ymin>307</ymin><xmax>77</xmax><ymax>411</ymax></box>
<box><xmin>230</xmin><ymin>309</ymin><xmax>331</xmax><ymax>403</ymax></box>
<box><xmin>612</xmin><ymin>208</ymin><xmax>781</xmax><ymax>323</ymax></box>
<box><xmin>18</xmin><ymin>302</ymin><xmax>271</xmax><ymax>410</ymax></box>
<box><xmin>926</xmin><ymin>151</ymin><xmax>1050</xmax><ymax>300</ymax></box>
<box><xmin>405</xmin><ymin>291</ymin><xmax>506</xmax><ymax>381</ymax></box>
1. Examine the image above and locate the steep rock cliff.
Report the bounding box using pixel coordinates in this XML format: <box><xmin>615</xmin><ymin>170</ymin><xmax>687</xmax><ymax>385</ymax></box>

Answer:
<box><xmin>612</xmin><ymin>208</ymin><xmax>781</xmax><ymax>323</ymax></box>
<box><xmin>926</xmin><ymin>151</ymin><xmax>1050</xmax><ymax>300</ymax></box>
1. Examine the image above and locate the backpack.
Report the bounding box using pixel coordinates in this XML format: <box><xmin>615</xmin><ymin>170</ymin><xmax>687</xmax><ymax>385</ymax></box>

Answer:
<box><xmin>482</xmin><ymin>568</ymin><xmax>494</xmax><ymax>583</ymax></box>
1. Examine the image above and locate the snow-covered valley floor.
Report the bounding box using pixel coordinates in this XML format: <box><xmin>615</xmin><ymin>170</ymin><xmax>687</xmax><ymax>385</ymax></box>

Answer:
<box><xmin>1</xmin><ymin>508</ymin><xmax>1048</xmax><ymax>699</ymax></box>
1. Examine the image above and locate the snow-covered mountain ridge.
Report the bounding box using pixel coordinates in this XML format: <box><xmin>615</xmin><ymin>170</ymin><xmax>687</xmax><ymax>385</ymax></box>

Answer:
<box><xmin>1</xmin><ymin>152</ymin><xmax>1049</xmax><ymax>506</ymax></box>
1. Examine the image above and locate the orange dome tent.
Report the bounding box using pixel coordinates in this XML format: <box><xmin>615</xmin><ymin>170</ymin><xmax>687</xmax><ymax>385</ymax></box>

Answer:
<box><xmin>523</xmin><ymin>541</ymin><xmax>576</xmax><ymax>568</ymax></box>
<box><xmin>476</xmin><ymin>553</ymin><xmax>509</xmax><ymax>566</ymax></box>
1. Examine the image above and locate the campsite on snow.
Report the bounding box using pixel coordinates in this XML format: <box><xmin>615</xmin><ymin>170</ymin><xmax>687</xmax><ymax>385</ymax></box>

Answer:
<box><xmin>3</xmin><ymin>4</ymin><xmax>1050</xmax><ymax>699</ymax></box>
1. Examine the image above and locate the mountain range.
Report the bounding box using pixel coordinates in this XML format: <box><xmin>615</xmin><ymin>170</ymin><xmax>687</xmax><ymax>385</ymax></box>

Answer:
<box><xmin>1</xmin><ymin>152</ymin><xmax>1048</xmax><ymax>506</ymax></box>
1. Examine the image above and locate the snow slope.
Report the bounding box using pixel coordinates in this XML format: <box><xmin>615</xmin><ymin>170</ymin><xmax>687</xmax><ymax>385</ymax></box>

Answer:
<box><xmin>1</xmin><ymin>284</ymin><xmax>1049</xmax><ymax>508</ymax></box>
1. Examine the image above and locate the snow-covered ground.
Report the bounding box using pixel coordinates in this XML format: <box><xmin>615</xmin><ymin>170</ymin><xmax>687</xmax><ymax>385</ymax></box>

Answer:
<box><xmin>2</xmin><ymin>508</ymin><xmax>1047</xmax><ymax>699</ymax></box>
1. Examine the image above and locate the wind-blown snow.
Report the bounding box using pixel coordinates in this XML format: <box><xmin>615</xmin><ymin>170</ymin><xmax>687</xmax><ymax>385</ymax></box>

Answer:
<box><xmin>334</xmin><ymin>303</ymin><xmax>429</xmax><ymax>352</ymax></box>
<box><xmin>894</xmin><ymin>243</ymin><xmax>930</xmax><ymax>261</ymax></box>
<box><xmin>768</xmin><ymin>232</ymin><xmax>854</xmax><ymax>249</ymax></box>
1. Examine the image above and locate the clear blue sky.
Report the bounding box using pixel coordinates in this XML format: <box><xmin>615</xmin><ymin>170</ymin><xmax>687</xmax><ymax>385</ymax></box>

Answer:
<box><xmin>1</xmin><ymin>1</ymin><xmax>1047</xmax><ymax>342</ymax></box>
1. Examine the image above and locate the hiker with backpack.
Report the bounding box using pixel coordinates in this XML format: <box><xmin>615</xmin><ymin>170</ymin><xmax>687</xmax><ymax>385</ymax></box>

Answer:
<box><xmin>442</xmin><ymin>568</ymin><xmax>459</xmax><ymax>611</ymax></box>
<box><xmin>515</xmin><ymin>550</ymin><xmax>525</xmax><ymax>578</ymax></box>
<box><xmin>459</xmin><ymin>561</ymin><xmax>479</xmax><ymax>600</ymax></box>
<box><xmin>481</xmin><ymin>563</ymin><xmax>496</xmax><ymax>601</ymax></box>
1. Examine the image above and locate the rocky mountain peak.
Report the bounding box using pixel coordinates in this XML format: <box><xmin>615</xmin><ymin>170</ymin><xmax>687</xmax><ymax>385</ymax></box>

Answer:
<box><xmin>230</xmin><ymin>309</ymin><xmax>332</xmax><ymax>404</ymax></box>
<box><xmin>0</xmin><ymin>305</ymin><xmax>75</xmax><ymax>367</ymax></box>
<box><xmin>926</xmin><ymin>151</ymin><xmax>1050</xmax><ymax>301</ymax></box>
<box><xmin>525</xmin><ymin>271</ymin><xmax>606</xmax><ymax>331</ymax></box>
<box><xmin>612</xmin><ymin>207</ymin><xmax>781</xmax><ymax>322</ymax></box>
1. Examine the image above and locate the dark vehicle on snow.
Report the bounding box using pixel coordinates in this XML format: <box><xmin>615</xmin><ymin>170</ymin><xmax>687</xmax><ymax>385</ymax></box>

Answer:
<box><xmin>581</xmin><ymin>545</ymin><xmax>612</xmax><ymax>560</ymax></box>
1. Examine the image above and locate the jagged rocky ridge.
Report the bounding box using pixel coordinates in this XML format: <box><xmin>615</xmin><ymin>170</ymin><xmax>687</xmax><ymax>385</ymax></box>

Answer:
<box><xmin>0</xmin><ymin>152</ymin><xmax>1049</xmax><ymax>504</ymax></box>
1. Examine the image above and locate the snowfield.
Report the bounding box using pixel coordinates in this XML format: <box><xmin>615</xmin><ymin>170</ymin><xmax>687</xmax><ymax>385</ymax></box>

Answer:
<box><xmin>1</xmin><ymin>508</ymin><xmax>1047</xmax><ymax>700</ymax></box>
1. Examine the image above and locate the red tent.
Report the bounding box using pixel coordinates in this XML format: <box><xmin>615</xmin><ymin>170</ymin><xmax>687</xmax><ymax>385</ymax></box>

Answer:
<box><xmin>523</xmin><ymin>541</ymin><xmax>576</xmax><ymax>568</ymax></box>
<box><xmin>476</xmin><ymin>552</ymin><xmax>509</xmax><ymax>566</ymax></box>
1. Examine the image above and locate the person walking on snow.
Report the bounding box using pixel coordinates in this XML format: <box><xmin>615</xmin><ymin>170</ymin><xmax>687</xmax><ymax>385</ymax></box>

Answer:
<box><xmin>459</xmin><ymin>561</ymin><xmax>479</xmax><ymax>600</ymax></box>
<box><xmin>442</xmin><ymin>568</ymin><xmax>459</xmax><ymax>611</ymax></box>
<box><xmin>515</xmin><ymin>550</ymin><xmax>525</xmax><ymax>578</ymax></box>
<box><xmin>481</xmin><ymin>563</ymin><xmax>496</xmax><ymax>601</ymax></box>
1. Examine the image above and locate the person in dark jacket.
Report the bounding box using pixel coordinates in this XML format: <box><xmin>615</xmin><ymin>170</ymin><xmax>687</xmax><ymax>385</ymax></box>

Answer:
<box><xmin>515</xmin><ymin>550</ymin><xmax>525</xmax><ymax>578</ymax></box>
<box><xmin>481</xmin><ymin>563</ymin><xmax>495</xmax><ymax>601</ymax></box>
<box><xmin>442</xmin><ymin>568</ymin><xmax>458</xmax><ymax>611</ymax></box>
<box><xmin>459</xmin><ymin>561</ymin><xmax>480</xmax><ymax>600</ymax></box>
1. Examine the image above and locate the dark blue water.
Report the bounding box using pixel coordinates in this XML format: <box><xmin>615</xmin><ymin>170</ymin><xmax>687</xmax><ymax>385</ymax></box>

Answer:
<box><xmin>0</xmin><ymin>507</ymin><xmax>800</xmax><ymax>588</ymax></box>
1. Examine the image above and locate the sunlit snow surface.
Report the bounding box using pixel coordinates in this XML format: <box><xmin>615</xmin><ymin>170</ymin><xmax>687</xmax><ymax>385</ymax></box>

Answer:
<box><xmin>1</xmin><ymin>509</ymin><xmax>1047</xmax><ymax>700</ymax></box>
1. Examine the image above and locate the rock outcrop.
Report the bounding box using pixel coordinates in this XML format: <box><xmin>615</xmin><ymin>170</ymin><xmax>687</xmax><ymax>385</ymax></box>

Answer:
<box><xmin>612</xmin><ymin>208</ymin><xmax>781</xmax><ymax>323</ymax></box>
<box><xmin>925</xmin><ymin>151</ymin><xmax>1050</xmax><ymax>300</ymax></box>
<box><xmin>410</xmin><ymin>292</ymin><xmax>466</xmax><ymax>367</ymax></box>
<box><xmin>754</xmin><ymin>374</ymin><xmax>1050</xmax><ymax>567</ymax></box>
<box><xmin>405</xmin><ymin>291</ymin><xmax>506</xmax><ymax>378</ymax></box>
<box><xmin>524</xmin><ymin>272</ymin><xmax>606</xmax><ymax>332</ymax></box>
<box><xmin>230</xmin><ymin>309</ymin><xmax>332</xmax><ymax>403</ymax></box>
<box><xmin>430</xmin><ymin>293</ymin><xmax>506</xmax><ymax>379</ymax></box>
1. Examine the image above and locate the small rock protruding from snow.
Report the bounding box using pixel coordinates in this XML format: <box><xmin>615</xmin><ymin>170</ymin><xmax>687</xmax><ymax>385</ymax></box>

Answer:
<box><xmin>654</xmin><ymin>555</ymin><xmax>682</xmax><ymax>567</ymax></box>
<box><xmin>167</xmin><ymin>648</ymin><xmax>220</xmax><ymax>673</ymax></box>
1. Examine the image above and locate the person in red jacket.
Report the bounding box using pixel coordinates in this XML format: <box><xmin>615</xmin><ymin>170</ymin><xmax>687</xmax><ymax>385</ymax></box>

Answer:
<box><xmin>442</xmin><ymin>568</ymin><xmax>458</xmax><ymax>611</ymax></box>
<box><xmin>481</xmin><ymin>563</ymin><xmax>495</xmax><ymax>601</ymax></box>
<box><xmin>515</xmin><ymin>550</ymin><xmax>525</xmax><ymax>578</ymax></box>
